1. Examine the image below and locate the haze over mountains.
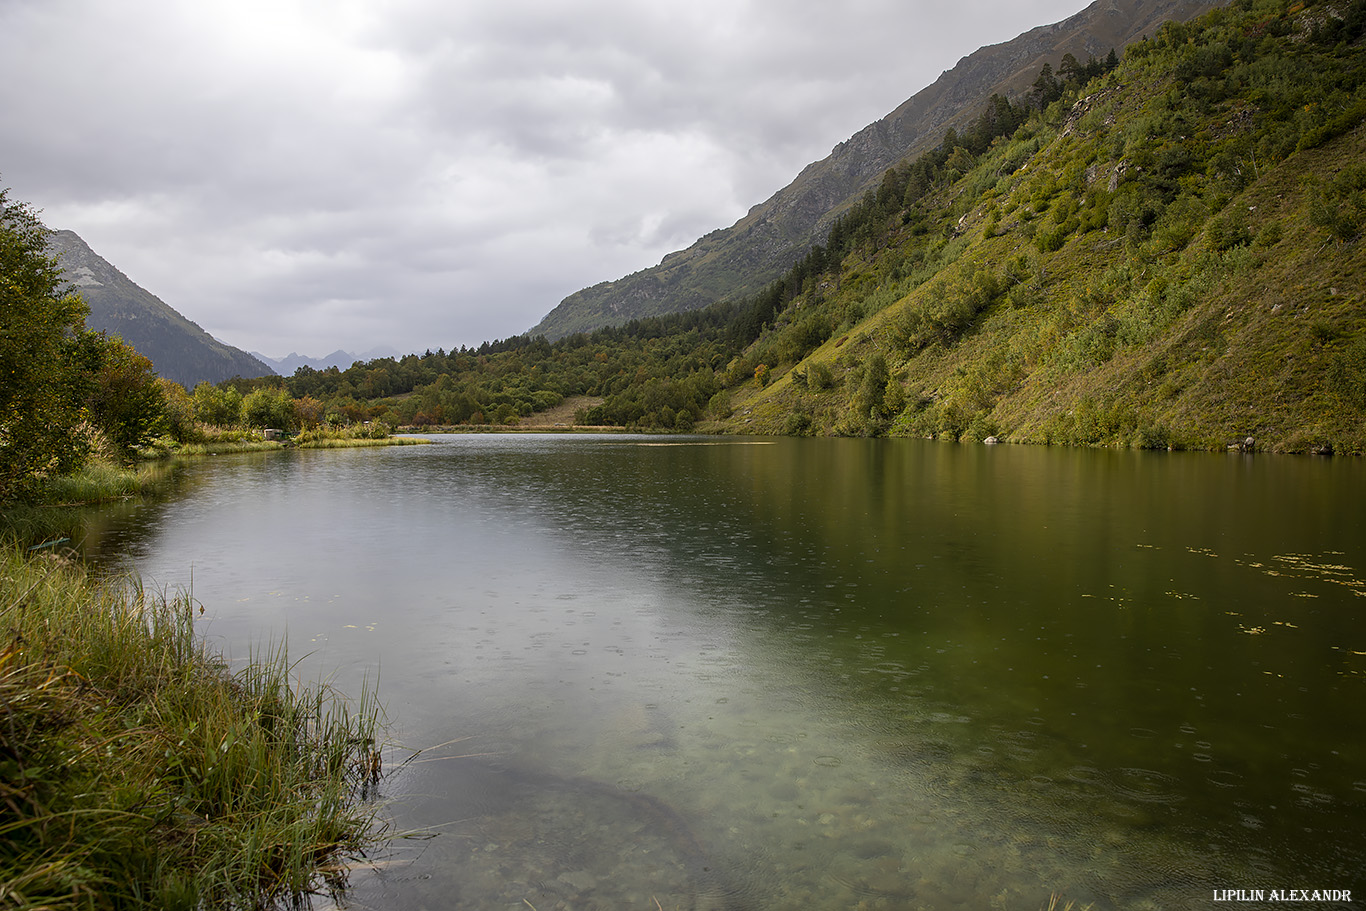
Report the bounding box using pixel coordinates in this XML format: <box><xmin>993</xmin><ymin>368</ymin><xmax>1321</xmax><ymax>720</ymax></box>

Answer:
<box><xmin>251</xmin><ymin>348</ymin><xmax>402</xmax><ymax>375</ymax></box>
<box><xmin>530</xmin><ymin>0</ymin><xmax>1225</xmax><ymax>341</ymax></box>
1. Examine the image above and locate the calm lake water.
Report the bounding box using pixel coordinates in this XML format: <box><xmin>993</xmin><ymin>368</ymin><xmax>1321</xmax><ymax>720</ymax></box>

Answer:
<box><xmin>82</xmin><ymin>434</ymin><xmax>1364</xmax><ymax>910</ymax></box>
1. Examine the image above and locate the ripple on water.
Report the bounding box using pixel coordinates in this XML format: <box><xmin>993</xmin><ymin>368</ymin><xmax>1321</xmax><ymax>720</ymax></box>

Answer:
<box><xmin>1207</xmin><ymin>769</ymin><xmax>1244</xmax><ymax>789</ymax></box>
<box><xmin>926</xmin><ymin>712</ymin><xmax>971</xmax><ymax>724</ymax></box>
<box><xmin>1110</xmin><ymin>767</ymin><xmax>1186</xmax><ymax>804</ymax></box>
<box><xmin>1067</xmin><ymin>765</ymin><xmax>1106</xmax><ymax>787</ymax></box>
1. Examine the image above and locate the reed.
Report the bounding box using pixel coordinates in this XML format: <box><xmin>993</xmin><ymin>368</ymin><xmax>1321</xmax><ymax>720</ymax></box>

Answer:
<box><xmin>0</xmin><ymin>545</ymin><xmax>382</xmax><ymax>910</ymax></box>
<box><xmin>31</xmin><ymin>460</ymin><xmax>166</xmax><ymax>506</ymax></box>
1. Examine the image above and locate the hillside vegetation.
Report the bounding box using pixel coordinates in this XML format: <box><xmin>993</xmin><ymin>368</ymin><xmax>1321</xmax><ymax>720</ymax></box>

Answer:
<box><xmin>723</xmin><ymin>0</ymin><xmax>1366</xmax><ymax>452</ymax></box>
<box><xmin>211</xmin><ymin>0</ymin><xmax>1363</xmax><ymax>454</ymax></box>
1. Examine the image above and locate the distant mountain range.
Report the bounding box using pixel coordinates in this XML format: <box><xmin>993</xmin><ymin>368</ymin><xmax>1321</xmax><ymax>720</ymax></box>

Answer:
<box><xmin>47</xmin><ymin>229</ymin><xmax>275</xmax><ymax>388</ymax></box>
<box><xmin>251</xmin><ymin>348</ymin><xmax>401</xmax><ymax>375</ymax></box>
<box><xmin>530</xmin><ymin>0</ymin><xmax>1224</xmax><ymax>340</ymax></box>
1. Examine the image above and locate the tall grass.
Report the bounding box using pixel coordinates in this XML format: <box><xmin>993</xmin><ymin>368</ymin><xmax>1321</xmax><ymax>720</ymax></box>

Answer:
<box><xmin>0</xmin><ymin>546</ymin><xmax>382</xmax><ymax>910</ymax></box>
<box><xmin>0</xmin><ymin>461</ymin><xmax>180</xmax><ymax>547</ymax></box>
<box><xmin>33</xmin><ymin>460</ymin><xmax>169</xmax><ymax>506</ymax></box>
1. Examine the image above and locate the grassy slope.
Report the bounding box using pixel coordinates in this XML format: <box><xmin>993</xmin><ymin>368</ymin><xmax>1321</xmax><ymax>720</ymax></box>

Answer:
<box><xmin>717</xmin><ymin>0</ymin><xmax>1366</xmax><ymax>452</ymax></box>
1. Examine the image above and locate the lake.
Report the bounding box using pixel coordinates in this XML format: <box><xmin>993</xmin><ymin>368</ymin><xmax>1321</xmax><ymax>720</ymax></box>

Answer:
<box><xmin>81</xmin><ymin>434</ymin><xmax>1365</xmax><ymax>910</ymax></box>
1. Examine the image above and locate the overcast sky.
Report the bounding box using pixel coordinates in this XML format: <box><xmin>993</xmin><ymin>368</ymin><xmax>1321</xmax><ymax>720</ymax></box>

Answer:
<box><xmin>2</xmin><ymin>0</ymin><xmax>1087</xmax><ymax>360</ymax></box>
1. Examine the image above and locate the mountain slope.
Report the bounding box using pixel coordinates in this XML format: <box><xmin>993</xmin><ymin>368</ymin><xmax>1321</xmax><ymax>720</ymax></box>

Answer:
<box><xmin>713</xmin><ymin>0</ymin><xmax>1366</xmax><ymax>452</ymax></box>
<box><xmin>47</xmin><ymin>230</ymin><xmax>274</xmax><ymax>388</ymax></box>
<box><xmin>530</xmin><ymin>0</ymin><xmax>1225</xmax><ymax>341</ymax></box>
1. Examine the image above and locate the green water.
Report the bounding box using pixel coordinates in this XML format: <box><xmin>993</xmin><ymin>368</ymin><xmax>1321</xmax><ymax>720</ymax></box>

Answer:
<box><xmin>84</xmin><ymin>435</ymin><xmax>1365</xmax><ymax>909</ymax></box>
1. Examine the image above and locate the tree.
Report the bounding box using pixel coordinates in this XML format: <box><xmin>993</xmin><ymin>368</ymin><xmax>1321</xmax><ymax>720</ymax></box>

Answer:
<box><xmin>158</xmin><ymin>378</ymin><xmax>198</xmax><ymax>442</ymax></box>
<box><xmin>1059</xmin><ymin>53</ymin><xmax>1083</xmax><ymax>86</ymax></box>
<box><xmin>294</xmin><ymin>394</ymin><xmax>325</xmax><ymax>429</ymax></box>
<box><xmin>1031</xmin><ymin>63</ymin><xmax>1062</xmax><ymax>108</ymax></box>
<box><xmin>0</xmin><ymin>188</ymin><xmax>89</xmax><ymax>500</ymax></box>
<box><xmin>192</xmin><ymin>382</ymin><xmax>243</xmax><ymax>427</ymax></box>
<box><xmin>67</xmin><ymin>330</ymin><xmax>166</xmax><ymax>456</ymax></box>
<box><xmin>854</xmin><ymin>353</ymin><xmax>890</xmax><ymax>425</ymax></box>
<box><xmin>240</xmin><ymin>387</ymin><xmax>295</xmax><ymax>430</ymax></box>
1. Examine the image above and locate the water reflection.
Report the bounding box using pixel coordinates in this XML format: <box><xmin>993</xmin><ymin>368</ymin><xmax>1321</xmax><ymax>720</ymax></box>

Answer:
<box><xmin>81</xmin><ymin>436</ymin><xmax>1366</xmax><ymax>909</ymax></box>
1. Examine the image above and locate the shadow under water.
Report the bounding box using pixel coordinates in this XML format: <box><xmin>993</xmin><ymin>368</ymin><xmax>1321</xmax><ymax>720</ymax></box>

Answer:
<box><xmin>354</xmin><ymin>758</ymin><xmax>754</xmax><ymax>911</ymax></box>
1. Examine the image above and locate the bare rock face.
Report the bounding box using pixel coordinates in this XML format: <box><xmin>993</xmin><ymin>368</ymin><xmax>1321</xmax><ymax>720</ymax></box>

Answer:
<box><xmin>531</xmin><ymin>0</ymin><xmax>1225</xmax><ymax>341</ymax></box>
<box><xmin>48</xmin><ymin>229</ymin><xmax>275</xmax><ymax>387</ymax></box>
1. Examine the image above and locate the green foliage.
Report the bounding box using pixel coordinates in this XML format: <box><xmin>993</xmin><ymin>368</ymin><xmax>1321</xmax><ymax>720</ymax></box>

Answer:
<box><xmin>240</xmin><ymin>387</ymin><xmax>296</xmax><ymax>430</ymax></box>
<box><xmin>66</xmin><ymin>331</ymin><xmax>167</xmax><ymax>455</ymax></box>
<box><xmin>192</xmin><ymin>381</ymin><xmax>243</xmax><ymax>427</ymax></box>
<box><xmin>158</xmin><ymin>379</ymin><xmax>198</xmax><ymax>442</ymax></box>
<box><xmin>808</xmin><ymin>361</ymin><xmax>836</xmax><ymax>391</ymax></box>
<box><xmin>0</xmin><ymin>191</ymin><xmax>90</xmax><ymax>500</ymax></box>
<box><xmin>712</xmin><ymin>0</ymin><xmax>1366</xmax><ymax>451</ymax></box>
<box><xmin>897</xmin><ymin>268</ymin><xmax>1005</xmax><ymax>352</ymax></box>
<box><xmin>1207</xmin><ymin>209</ymin><xmax>1253</xmax><ymax>251</ymax></box>
<box><xmin>1328</xmin><ymin>335</ymin><xmax>1366</xmax><ymax>408</ymax></box>
<box><xmin>852</xmin><ymin>353</ymin><xmax>890</xmax><ymax>426</ymax></box>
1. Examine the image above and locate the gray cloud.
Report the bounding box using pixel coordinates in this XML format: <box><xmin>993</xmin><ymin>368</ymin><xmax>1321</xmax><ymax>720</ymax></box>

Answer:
<box><xmin>2</xmin><ymin>0</ymin><xmax>1086</xmax><ymax>358</ymax></box>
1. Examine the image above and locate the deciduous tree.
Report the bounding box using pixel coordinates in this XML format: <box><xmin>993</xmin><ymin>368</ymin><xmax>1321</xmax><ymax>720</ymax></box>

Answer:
<box><xmin>67</xmin><ymin>330</ymin><xmax>166</xmax><ymax>455</ymax></box>
<box><xmin>0</xmin><ymin>188</ymin><xmax>89</xmax><ymax>500</ymax></box>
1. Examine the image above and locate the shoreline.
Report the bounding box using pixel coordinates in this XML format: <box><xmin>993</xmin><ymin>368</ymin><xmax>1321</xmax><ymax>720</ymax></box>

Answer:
<box><xmin>0</xmin><ymin>545</ymin><xmax>382</xmax><ymax>910</ymax></box>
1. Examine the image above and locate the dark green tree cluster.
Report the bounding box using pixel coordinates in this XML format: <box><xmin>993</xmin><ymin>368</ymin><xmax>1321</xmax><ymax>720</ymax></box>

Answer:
<box><xmin>184</xmin><ymin>302</ymin><xmax>748</xmax><ymax>432</ymax></box>
<box><xmin>1031</xmin><ymin>50</ymin><xmax>1118</xmax><ymax>108</ymax></box>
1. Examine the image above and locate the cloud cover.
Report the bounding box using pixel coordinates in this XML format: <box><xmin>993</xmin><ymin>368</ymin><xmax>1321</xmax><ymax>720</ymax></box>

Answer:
<box><xmin>1</xmin><ymin>0</ymin><xmax>1086</xmax><ymax>358</ymax></box>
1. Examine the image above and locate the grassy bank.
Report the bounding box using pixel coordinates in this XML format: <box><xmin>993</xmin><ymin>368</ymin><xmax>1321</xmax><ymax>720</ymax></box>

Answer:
<box><xmin>150</xmin><ymin>423</ymin><xmax>431</xmax><ymax>457</ymax></box>
<box><xmin>0</xmin><ymin>461</ymin><xmax>182</xmax><ymax>548</ymax></box>
<box><xmin>0</xmin><ymin>546</ymin><xmax>382</xmax><ymax>910</ymax></box>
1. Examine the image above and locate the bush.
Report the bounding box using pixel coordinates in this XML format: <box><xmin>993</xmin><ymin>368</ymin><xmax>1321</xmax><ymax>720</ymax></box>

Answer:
<box><xmin>1308</xmin><ymin>165</ymin><xmax>1366</xmax><ymax>243</ymax></box>
<box><xmin>808</xmin><ymin>361</ymin><xmax>836</xmax><ymax>391</ymax></box>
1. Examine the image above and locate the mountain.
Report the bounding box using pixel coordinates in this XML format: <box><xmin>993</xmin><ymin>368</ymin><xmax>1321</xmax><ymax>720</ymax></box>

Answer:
<box><xmin>712</xmin><ymin>0</ymin><xmax>1366</xmax><ymax>450</ymax></box>
<box><xmin>47</xmin><ymin>230</ymin><xmax>275</xmax><ymax>388</ymax></box>
<box><xmin>252</xmin><ymin>347</ymin><xmax>401</xmax><ymax>375</ymax></box>
<box><xmin>530</xmin><ymin>0</ymin><xmax>1224</xmax><ymax>341</ymax></box>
